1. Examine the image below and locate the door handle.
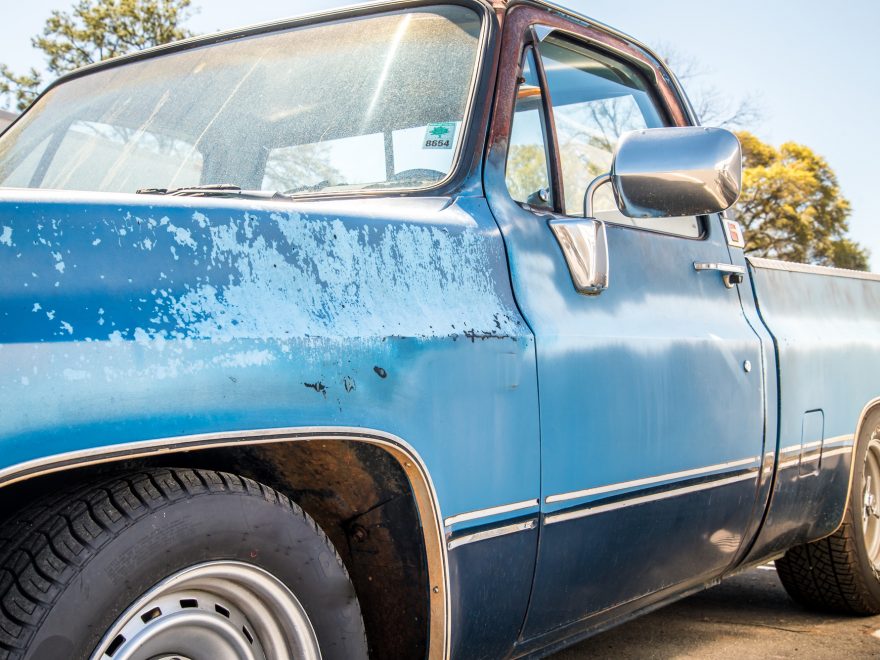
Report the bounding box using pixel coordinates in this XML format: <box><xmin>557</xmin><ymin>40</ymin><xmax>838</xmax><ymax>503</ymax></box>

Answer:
<box><xmin>694</xmin><ymin>262</ymin><xmax>746</xmax><ymax>288</ymax></box>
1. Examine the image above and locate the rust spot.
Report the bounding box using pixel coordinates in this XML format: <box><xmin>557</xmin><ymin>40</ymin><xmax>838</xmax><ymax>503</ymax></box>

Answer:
<box><xmin>373</xmin><ymin>366</ymin><xmax>388</xmax><ymax>379</ymax></box>
<box><xmin>304</xmin><ymin>381</ymin><xmax>327</xmax><ymax>397</ymax></box>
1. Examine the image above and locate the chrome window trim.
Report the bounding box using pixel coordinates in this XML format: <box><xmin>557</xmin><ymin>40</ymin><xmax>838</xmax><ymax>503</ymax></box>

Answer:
<box><xmin>443</xmin><ymin>498</ymin><xmax>540</xmax><ymax>527</ymax></box>
<box><xmin>0</xmin><ymin>425</ymin><xmax>452</xmax><ymax>659</ymax></box>
<box><xmin>545</xmin><ymin>456</ymin><xmax>761</xmax><ymax>505</ymax></box>
<box><xmin>447</xmin><ymin>519</ymin><xmax>537</xmax><ymax>550</ymax></box>
<box><xmin>748</xmin><ymin>256</ymin><xmax>880</xmax><ymax>282</ymax></box>
<box><xmin>545</xmin><ymin>471</ymin><xmax>757</xmax><ymax>525</ymax></box>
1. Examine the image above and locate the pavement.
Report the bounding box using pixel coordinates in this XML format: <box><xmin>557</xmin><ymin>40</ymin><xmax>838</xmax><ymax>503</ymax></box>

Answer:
<box><xmin>552</xmin><ymin>565</ymin><xmax>880</xmax><ymax>659</ymax></box>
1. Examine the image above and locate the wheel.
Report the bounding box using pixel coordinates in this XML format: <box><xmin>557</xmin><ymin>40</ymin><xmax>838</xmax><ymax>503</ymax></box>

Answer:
<box><xmin>0</xmin><ymin>468</ymin><xmax>368</xmax><ymax>659</ymax></box>
<box><xmin>775</xmin><ymin>408</ymin><xmax>880</xmax><ymax>614</ymax></box>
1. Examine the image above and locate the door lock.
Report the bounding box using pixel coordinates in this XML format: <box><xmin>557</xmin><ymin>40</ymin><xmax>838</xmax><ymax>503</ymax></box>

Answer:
<box><xmin>694</xmin><ymin>262</ymin><xmax>746</xmax><ymax>289</ymax></box>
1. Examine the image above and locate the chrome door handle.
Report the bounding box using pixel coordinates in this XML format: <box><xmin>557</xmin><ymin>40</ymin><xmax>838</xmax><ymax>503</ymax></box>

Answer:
<box><xmin>694</xmin><ymin>262</ymin><xmax>746</xmax><ymax>288</ymax></box>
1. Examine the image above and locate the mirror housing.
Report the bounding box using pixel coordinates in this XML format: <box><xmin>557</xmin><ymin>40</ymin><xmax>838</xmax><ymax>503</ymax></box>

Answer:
<box><xmin>610</xmin><ymin>127</ymin><xmax>742</xmax><ymax>219</ymax></box>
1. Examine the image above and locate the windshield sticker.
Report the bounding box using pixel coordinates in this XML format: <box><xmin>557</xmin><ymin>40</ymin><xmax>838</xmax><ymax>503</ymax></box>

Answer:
<box><xmin>423</xmin><ymin>123</ymin><xmax>456</xmax><ymax>150</ymax></box>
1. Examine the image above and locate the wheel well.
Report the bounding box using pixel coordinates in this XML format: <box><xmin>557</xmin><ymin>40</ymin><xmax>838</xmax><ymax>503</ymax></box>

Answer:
<box><xmin>0</xmin><ymin>440</ymin><xmax>430</xmax><ymax>659</ymax></box>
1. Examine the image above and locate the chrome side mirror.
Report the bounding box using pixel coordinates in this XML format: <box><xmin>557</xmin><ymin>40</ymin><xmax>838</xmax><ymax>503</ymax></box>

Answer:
<box><xmin>611</xmin><ymin>127</ymin><xmax>742</xmax><ymax>218</ymax></box>
<box><xmin>549</xmin><ymin>127</ymin><xmax>741</xmax><ymax>297</ymax></box>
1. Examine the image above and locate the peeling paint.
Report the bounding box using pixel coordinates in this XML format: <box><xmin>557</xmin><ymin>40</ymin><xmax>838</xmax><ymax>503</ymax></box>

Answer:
<box><xmin>212</xmin><ymin>350</ymin><xmax>275</xmax><ymax>368</ymax></box>
<box><xmin>159</xmin><ymin>212</ymin><xmax>520</xmax><ymax>343</ymax></box>
<box><xmin>0</xmin><ymin>226</ymin><xmax>11</xmax><ymax>246</ymax></box>
<box><xmin>166</xmin><ymin>221</ymin><xmax>196</xmax><ymax>249</ymax></box>
<box><xmin>0</xmin><ymin>199</ymin><xmax>529</xmax><ymax>401</ymax></box>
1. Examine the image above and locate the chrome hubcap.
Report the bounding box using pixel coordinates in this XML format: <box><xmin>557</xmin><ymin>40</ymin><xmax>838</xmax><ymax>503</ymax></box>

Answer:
<box><xmin>91</xmin><ymin>561</ymin><xmax>321</xmax><ymax>660</ymax></box>
<box><xmin>863</xmin><ymin>435</ymin><xmax>880</xmax><ymax>567</ymax></box>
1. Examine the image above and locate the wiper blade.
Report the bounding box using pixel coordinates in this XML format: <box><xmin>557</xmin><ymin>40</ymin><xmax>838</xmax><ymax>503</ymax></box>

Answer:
<box><xmin>136</xmin><ymin>184</ymin><xmax>290</xmax><ymax>200</ymax></box>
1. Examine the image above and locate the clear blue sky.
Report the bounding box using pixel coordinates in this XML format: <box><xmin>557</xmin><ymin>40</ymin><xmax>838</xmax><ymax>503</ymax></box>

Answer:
<box><xmin>3</xmin><ymin>0</ymin><xmax>878</xmax><ymax>268</ymax></box>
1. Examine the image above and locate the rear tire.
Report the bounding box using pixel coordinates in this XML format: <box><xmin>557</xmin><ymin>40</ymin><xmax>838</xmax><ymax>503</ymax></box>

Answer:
<box><xmin>0</xmin><ymin>468</ymin><xmax>368</xmax><ymax>659</ymax></box>
<box><xmin>775</xmin><ymin>408</ymin><xmax>880</xmax><ymax>614</ymax></box>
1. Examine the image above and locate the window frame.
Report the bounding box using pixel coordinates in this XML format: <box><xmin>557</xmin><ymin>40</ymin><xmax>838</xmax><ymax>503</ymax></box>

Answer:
<box><xmin>494</xmin><ymin>8</ymin><xmax>709</xmax><ymax>241</ymax></box>
<box><xmin>504</xmin><ymin>44</ymin><xmax>557</xmax><ymax>210</ymax></box>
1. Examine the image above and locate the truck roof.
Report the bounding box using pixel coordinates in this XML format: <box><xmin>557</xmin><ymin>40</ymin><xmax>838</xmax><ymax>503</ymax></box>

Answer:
<box><xmin>44</xmin><ymin>0</ymin><xmax>670</xmax><ymax>95</ymax></box>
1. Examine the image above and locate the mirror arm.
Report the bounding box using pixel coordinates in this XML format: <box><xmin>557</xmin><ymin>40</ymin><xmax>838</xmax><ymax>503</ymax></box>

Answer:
<box><xmin>584</xmin><ymin>172</ymin><xmax>612</xmax><ymax>218</ymax></box>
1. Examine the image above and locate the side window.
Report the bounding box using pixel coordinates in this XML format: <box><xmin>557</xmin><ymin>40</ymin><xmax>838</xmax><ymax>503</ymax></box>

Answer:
<box><xmin>505</xmin><ymin>34</ymin><xmax>702</xmax><ymax>239</ymax></box>
<box><xmin>505</xmin><ymin>48</ymin><xmax>552</xmax><ymax>210</ymax></box>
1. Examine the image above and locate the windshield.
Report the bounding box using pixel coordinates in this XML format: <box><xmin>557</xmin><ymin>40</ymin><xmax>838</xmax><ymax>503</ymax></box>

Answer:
<box><xmin>0</xmin><ymin>5</ymin><xmax>482</xmax><ymax>196</ymax></box>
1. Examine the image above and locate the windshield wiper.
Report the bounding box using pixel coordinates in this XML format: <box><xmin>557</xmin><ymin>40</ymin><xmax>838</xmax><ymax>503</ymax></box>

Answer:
<box><xmin>136</xmin><ymin>184</ymin><xmax>290</xmax><ymax>200</ymax></box>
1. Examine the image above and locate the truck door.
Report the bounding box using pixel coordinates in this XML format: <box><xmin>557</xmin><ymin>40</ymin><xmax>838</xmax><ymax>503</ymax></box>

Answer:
<box><xmin>484</xmin><ymin>9</ymin><xmax>768</xmax><ymax>640</ymax></box>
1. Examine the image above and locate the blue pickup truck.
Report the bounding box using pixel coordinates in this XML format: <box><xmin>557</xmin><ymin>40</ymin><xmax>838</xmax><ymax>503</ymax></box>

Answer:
<box><xmin>0</xmin><ymin>0</ymin><xmax>878</xmax><ymax>658</ymax></box>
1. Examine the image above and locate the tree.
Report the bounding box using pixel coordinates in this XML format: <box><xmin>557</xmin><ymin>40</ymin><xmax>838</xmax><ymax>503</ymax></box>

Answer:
<box><xmin>736</xmin><ymin>131</ymin><xmax>869</xmax><ymax>270</ymax></box>
<box><xmin>0</xmin><ymin>0</ymin><xmax>195</xmax><ymax>111</ymax></box>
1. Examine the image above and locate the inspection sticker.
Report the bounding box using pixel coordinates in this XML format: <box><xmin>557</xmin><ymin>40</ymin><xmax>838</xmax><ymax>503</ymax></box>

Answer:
<box><xmin>723</xmin><ymin>218</ymin><xmax>746</xmax><ymax>248</ymax></box>
<box><xmin>423</xmin><ymin>122</ymin><xmax>456</xmax><ymax>150</ymax></box>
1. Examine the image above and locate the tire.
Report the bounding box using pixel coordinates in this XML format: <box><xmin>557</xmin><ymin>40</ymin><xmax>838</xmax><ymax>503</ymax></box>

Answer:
<box><xmin>775</xmin><ymin>408</ymin><xmax>880</xmax><ymax>615</ymax></box>
<box><xmin>0</xmin><ymin>468</ymin><xmax>368</xmax><ymax>659</ymax></box>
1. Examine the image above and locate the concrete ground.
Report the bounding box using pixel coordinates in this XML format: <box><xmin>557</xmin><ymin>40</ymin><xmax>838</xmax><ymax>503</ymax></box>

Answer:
<box><xmin>552</xmin><ymin>565</ymin><xmax>880</xmax><ymax>659</ymax></box>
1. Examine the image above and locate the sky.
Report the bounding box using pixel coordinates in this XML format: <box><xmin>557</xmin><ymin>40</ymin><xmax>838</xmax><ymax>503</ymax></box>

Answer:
<box><xmin>2</xmin><ymin>0</ymin><xmax>878</xmax><ymax>268</ymax></box>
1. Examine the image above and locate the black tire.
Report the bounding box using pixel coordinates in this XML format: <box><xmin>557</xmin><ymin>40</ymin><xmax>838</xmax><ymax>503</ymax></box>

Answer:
<box><xmin>775</xmin><ymin>408</ymin><xmax>880</xmax><ymax>614</ymax></box>
<box><xmin>0</xmin><ymin>467</ymin><xmax>368</xmax><ymax>659</ymax></box>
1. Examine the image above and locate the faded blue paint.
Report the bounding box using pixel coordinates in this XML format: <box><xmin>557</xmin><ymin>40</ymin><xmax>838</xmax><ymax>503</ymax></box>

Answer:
<box><xmin>483</xmin><ymin>139</ymin><xmax>770</xmax><ymax>634</ymax></box>
<box><xmin>0</xmin><ymin>190</ymin><xmax>540</xmax><ymax>522</ymax></box>
<box><xmin>744</xmin><ymin>262</ymin><xmax>880</xmax><ymax>560</ymax></box>
<box><xmin>0</xmin><ymin>1</ymin><xmax>878</xmax><ymax>654</ymax></box>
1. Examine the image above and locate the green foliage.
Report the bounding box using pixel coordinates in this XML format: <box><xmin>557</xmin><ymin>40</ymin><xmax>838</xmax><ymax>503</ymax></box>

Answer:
<box><xmin>0</xmin><ymin>66</ymin><xmax>44</xmax><ymax>113</ymax></box>
<box><xmin>506</xmin><ymin>144</ymin><xmax>549</xmax><ymax>204</ymax></box>
<box><xmin>1</xmin><ymin>0</ymin><xmax>194</xmax><ymax>111</ymax></box>
<box><xmin>736</xmin><ymin>131</ymin><xmax>869</xmax><ymax>271</ymax></box>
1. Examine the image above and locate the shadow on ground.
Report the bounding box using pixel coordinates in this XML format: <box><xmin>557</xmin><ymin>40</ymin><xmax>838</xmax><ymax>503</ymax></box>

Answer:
<box><xmin>552</xmin><ymin>566</ymin><xmax>880</xmax><ymax>659</ymax></box>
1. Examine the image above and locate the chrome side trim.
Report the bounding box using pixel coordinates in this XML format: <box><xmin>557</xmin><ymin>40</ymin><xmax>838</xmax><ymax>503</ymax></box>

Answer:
<box><xmin>545</xmin><ymin>456</ymin><xmax>760</xmax><ymax>504</ymax></box>
<box><xmin>747</xmin><ymin>256</ymin><xmax>880</xmax><ymax>282</ymax></box>
<box><xmin>444</xmin><ymin>498</ymin><xmax>539</xmax><ymax>527</ymax></box>
<box><xmin>447</xmin><ymin>519</ymin><xmax>537</xmax><ymax>550</ymax></box>
<box><xmin>0</xmin><ymin>426</ymin><xmax>450</xmax><ymax>659</ymax></box>
<box><xmin>545</xmin><ymin>471</ymin><xmax>756</xmax><ymax>525</ymax></box>
<box><xmin>823</xmin><ymin>434</ymin><xmax>855</xmax><ymax>449</ymax></box>
<box><xmin>777</xmin><ymin>434</ymin><xmax>855</xmax><ymax>468</ymax></box>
